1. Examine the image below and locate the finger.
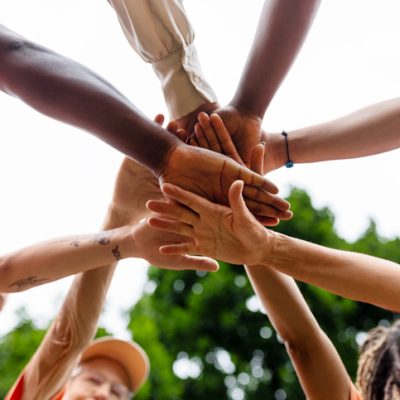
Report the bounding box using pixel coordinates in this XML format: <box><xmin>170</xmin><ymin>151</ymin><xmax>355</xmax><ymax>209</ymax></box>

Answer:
<box><xmin>228</xmin><ymin>180</ymin><xmax>249</xmax><ymax>219</ymax></box>
<box><xmin>148</xmin><ymin>217</ymin><xmax>194</xmax><ymax>238</ymax></box>
<box><xmin>146</xmin><ymin>199</ymin><xmax>198</xmax><ymax>225</ymax></box>
<box><xmin>161</xmin><ymin>183</ymin><xmax>216</xmax><ymax>215</ymax></box>
<box><xmin>242</xmin><ymin>184</ymin><xmax>291</xmax><ymax>213</ymax></box>
<box><xmin>187</xmin><ymin>134</ymin><xmax>199</xmax><ymax>147</ymax></box>
<box><xmin>250</xmin><ymin>142</ymin><xmax>265</xmax><ymax>175</ymax></box>
<box><xmin>154</xmin><ymin>114</ymin><xmax>165</xmax><ymax>126</ymax></box>
<box><xmin>159</xmin><ymin>242</ymin><xmax>197</xmax><ymax>255</ymax></box>
<box><xmin>176</xmin><ymin>128</ymin><xmax>188</xmax><ymax>142</ymax></box>
<box><xmin>209</xmin><ymin>114</ymin><xmax>244</xmax><ymax>165</ymax></box>
<box><xmin>197</xmin><ymin>112</ymin><xmax>223</xmax><ymax>153</ymax></box>
<box><xmin>239</xmin><ymin>167</ymin><xmax>280</xmax><ymax>195</ymax></box>
<box><xmin>166</xmin><ymin>120</ymin><xmax>178</xmax><ymax>135</ymax></box>
<box><xmin>243</xmin><ymin>197</ymin><xmax>293</xmax><ymax>220</ymax></box>
<box><xmin>194</xmin><ymin>123</ymin><xmax>211</xmax><ymax>150</ymax></box>
<box><xmin>166</xmin><ymin>254</ymin><xmax>219</xmax><ymax>272</ymax></box>
<box><xmin>255</xmin><ymin>216</ymin><xmax>280</xmax><ymax>227</ymax></box>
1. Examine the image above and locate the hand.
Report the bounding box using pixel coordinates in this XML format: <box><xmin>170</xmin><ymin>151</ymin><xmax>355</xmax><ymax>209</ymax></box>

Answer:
<box><xmin>147</xmin><ymin>180</ymin><xmax>275</xmax><ymax>266</ymax></box>
<box><xmin>159</xmin><ymin>143</ymin><xmax>292</xmax><ymax>223</ymax></box>
<box><xmin>189</xmin><ymin>104</ymin><xmax>263</xmax><ymax>167</ymax></box>
<box><xmin>173</xmin><ymin>101</ymin><xmax>219</xmax><ymax>134</ymax></box>
<box><xmin>132</xmin><ymin>221</ymin><xmax>219</xmax><ymax>272</ymax></box>
<box><xmin>109</xmin><ymin>115</ymin><xmax>165</xmax><ymax>225</ymax></box>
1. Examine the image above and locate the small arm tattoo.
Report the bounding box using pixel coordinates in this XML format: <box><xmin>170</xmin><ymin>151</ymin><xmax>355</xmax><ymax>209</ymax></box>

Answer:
<box><xmin>9</xmin><ymin>276</ymin><xmax>50</xmax><ymax>292</ymax></box>
<box><xmin>70</xmin><ymin>240</ymin><xmax>80</xmax><ymax>247</ymax></box>
<box><xmin>112</xmin><ymin>245</ymin><xmax>122</xmax><ymax>261</ymax></box>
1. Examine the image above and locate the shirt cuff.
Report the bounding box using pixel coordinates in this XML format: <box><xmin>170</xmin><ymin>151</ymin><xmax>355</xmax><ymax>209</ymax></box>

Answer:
<box><xmin>152</xmin><ymin>43</ymin><xmax>218</xmax><ymax>119</ymax></box>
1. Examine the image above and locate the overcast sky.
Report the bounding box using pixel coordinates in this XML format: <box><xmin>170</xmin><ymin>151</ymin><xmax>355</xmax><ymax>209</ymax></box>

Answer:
<box><xmin>0</xmin><ymin>0</ymin><xmax>399</xmax><ymax>338</ymax></box>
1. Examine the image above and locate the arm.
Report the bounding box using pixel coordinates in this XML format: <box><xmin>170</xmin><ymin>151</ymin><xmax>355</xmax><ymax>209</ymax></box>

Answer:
<box><xmin>202</xmin><ymin>0</ymin><xmax>320</xmax><ymax>165</ymax></box>
<box><xmin>0</xmin><ymin>24</ymin><xmax>178</xmax><ymax>175</ymax></box>
<box><xmin>15</xmin><ymin>154</ymin><xmax>218</xmax><ymax>399</ymax></box>
<box><xmin>231</xmin><ymin>0</ymin><xmax>320</xmax><ymax>118</ymax></box>
<box><xmin>108</xmin><ymin>0</ymin><xmax>218</xmax><ymax>127</ymax></box>
<box><xmin>0</xmin><ymin>26</ymin><xmax>287</xmax><ymax>217</ymax></box>
<box><xmin>0</xmin><ymin>226</ymin><xmax>135</xmax><ymax>293</ymax></box>
<box><xmin>245</xmin><ymin>264</ymin><xmax>352</xmax><ymax>400</ymax></box>
<box><xmin>147</xmin><ymin>181</ymin><xmax>400</xmax><ymax>312</ymax></box>
<box><xmin>264</xmin><ymin>98</ymin><xmax>400</xmax><ymax>172</ymax></box>
<box><xmin>19</xmin><ymin>212</ymin><xmax>122</xmax><ymax>400</ymax></box>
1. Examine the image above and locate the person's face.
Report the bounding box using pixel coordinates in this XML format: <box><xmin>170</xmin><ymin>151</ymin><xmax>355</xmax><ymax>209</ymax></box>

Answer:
<box><xmin>64</xmin><ymin>357</ymin><xmax>132</xmax><ymax>400</ymax></box>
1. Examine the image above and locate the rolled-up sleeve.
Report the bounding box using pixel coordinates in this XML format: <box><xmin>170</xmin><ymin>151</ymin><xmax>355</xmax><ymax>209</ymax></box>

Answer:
<box><xmin>109</xmin><ymin>0</ymin><xmax>217</xmax><ymax>119</ymax></box>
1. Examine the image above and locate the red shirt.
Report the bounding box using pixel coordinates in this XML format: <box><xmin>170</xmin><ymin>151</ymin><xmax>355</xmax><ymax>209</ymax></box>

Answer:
<box><xmin>5</xmin><ymin>374</ymin><xmax>65</xmax><ymax>400</ymax></box>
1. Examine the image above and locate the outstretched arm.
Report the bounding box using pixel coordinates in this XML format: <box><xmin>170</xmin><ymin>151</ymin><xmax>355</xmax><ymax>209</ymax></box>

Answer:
<box><xmin>264</xmin><ymin>97</ymin><xmax>400</xmax><ymax>172</ymax></box>
<box><xmin>202</xmin><ymin>0</ymin><xmax>320</xmax><ymax>165</ymax></box>
<box><xmin>12</xmin><ymin>152</ymin><xmax>217</xmax><ymax>400</ymax></box>
<box><xmin>0</xmin><ymin>226</ymin><xmax>136</xmax><ymax>293</ymax></box>
<box><xmin>0</xmin><ymin>26</ymin><xmax>288</xmax><ymax>218</ymax></box>
<box><xmin>0</xmin><ymin>24</ymin><xmax>178</xmax><ymax>175</ymax></box>
<box><xmin>245</xmin><ymin>264</ymin><xmax>353</xmax><ymax>400</ymax></box>
<box><xmin>147</xmin><ymin>181</ymin><xmax>400</xmax><ymax>312</ymax></box>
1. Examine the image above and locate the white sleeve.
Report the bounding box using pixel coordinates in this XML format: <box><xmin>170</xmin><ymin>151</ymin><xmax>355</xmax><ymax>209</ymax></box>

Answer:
<box><xmin>109</xmin><ymin>0</ymin><xmax>218</xmax><ymax>119</ymax></box>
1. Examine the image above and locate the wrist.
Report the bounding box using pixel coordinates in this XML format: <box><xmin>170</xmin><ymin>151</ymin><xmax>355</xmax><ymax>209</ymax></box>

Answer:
<box><xmin>227</xmin><ymin>101</ymin><xmax>263</xmax><ymax>122</ymax></box>
<box><xmin>259</xmin><ymin>230</ymin><xmax>286</xmax><ymax>266</ymax></box>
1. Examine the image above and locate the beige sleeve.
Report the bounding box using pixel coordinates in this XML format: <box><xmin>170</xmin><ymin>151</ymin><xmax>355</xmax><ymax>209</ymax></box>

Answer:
<box><xmin>109</xmin><ymin>0</ymin><xmax>217</xmax><ymax>119</ymax></box>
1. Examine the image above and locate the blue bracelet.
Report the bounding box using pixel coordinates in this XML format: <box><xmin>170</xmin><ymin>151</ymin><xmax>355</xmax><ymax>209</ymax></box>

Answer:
<box><xmin>281</xmin><ymin>131</ymin><xmax>294</xmax><ymax>168</ymax></box>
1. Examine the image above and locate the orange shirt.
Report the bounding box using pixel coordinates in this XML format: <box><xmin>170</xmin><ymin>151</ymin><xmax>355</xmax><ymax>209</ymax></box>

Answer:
<box><xmin>5</xmin><ymin>374</ymin><xmax>65</xmax><ymax>400</ymax></box>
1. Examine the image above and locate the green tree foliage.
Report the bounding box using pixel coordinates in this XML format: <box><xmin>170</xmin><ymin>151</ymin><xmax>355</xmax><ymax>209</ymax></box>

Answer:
<box><xmin>0</xmin><ymin>188</ymin><xmax>398</xmax><ymax>399</ymax></box>
<box><xmin>129</xmin><ymin>188</ymin><xmax>400</xmax><ymax>400</ymax></box>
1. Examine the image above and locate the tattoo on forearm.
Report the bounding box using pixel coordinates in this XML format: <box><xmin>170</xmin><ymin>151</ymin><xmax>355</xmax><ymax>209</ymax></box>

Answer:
<box><xmin>9</xmin><ymin>276</ymin><xmax>50</xmax><ymax>292</ymax></box>
<box><xmin>112</xmin><ymin>245</ymin><xmax>122</xmax><ymax>261</ymax></box>
<box><xmin>70</xmin><ymin>240</ymin><xmax>80</xmax><ymax>247</ymax></box>
<box><xmin>91</xmin><ymin>230</ymin><xmax>117</xmax><ymax>246</ymax></box>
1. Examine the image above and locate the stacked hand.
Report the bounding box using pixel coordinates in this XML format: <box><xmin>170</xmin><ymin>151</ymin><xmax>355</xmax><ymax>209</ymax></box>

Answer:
<box><xmin>147</xmin><ymin>140</ymin><xmax>276</xmax><ymax>266</ymax></box>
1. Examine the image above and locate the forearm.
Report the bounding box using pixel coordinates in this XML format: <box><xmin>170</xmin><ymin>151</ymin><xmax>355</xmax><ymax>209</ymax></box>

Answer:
<box><xmin>0</xmin><ymin>25</ymin><xmax>180</xmax><ymax>175</ymax></box>
<box><xmin>0</xmin><ymin>226</ymin><xmax>134</xmax><ymax>293</ymax></box>
<box><xmin>245</xmin><ymin>265</ymin><xmax>351</xmax><ymax>399</ymax></box>
<box><xmin>273</xmin><ymin>98</ymin><xmax>400</xmax><ymax>168</ymax></box>
<box><xmin>21</xmin><ymin>212</ymin><xmax>128</xmax><ymax>399</ymax></box>
<box><xmin>262</xmin><ymin>231</ymin><xmax>400</xmax><ymax>311</ymax></box>
<box><xmin>231</xmin><ymin>0</ymin><xmax>320</xmax><ymax>118</ymax></box>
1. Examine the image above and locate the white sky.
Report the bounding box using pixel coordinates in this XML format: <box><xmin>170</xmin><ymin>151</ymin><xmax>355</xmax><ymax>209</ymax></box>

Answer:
<box><xmin>0</xmin><ymin>0</ymin><xmax>399</xmax><ymax>338</ymax></box>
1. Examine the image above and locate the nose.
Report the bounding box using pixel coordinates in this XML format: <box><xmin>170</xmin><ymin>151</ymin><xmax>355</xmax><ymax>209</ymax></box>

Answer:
<box><xmin>93</xmin><ymin>385</ymin><xmax>110</xmax><ymax>400</ymax></box>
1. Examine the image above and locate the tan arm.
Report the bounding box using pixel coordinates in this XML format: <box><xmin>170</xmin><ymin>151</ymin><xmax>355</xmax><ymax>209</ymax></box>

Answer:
<box><xmin>0</xmin><ymin>226</ymin><xmax>135</xmax><ymax>293</ymax></box>
<box><xmin>265</xmin><ymin>97</ymin><xmax>400</xmax><ymax>172</ymax></box>
<box><xmin>245</xmin><ymin>264</ymin><xmax>352</xmax><ymax>400</ymax></box>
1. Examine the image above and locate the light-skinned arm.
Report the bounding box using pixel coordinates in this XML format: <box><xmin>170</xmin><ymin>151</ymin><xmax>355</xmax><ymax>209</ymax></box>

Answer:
<box><xmin>245</xmin><ymin>264</ymin><xmax>353</xmax><ymax>400</ymax></box>
<box><xmin>147</xmin><ymin>181</ymin><xmax>400</xmax><ymax>312</ymax></box>
<box><xmin>17</xmin><ymin>150</ymin><xmax>218</xmax><ymax>399</ymax></box>
<box><xmin>263</xmin><ymin>97</ymin><xmax>400</xmax><ymax>173</ymax></box>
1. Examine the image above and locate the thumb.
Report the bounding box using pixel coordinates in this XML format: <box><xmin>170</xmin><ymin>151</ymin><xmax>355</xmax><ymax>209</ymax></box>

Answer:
<box><xmin>228</xmin><ymin>180</ymin><xmax>248</xmax><ymax>218</ymax></box>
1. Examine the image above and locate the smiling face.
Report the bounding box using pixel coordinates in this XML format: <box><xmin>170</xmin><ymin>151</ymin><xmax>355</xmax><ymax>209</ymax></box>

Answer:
<box><xmin>64</xmin><ymin>356</ymin><xmax>132</xmax><ymax>400</ymax></box>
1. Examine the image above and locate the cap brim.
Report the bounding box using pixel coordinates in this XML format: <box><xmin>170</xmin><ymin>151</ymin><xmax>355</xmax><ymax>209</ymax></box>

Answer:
<box><xmin>80</xmin><ymin>337</ymin><xmax>149</xmax><ymax>393</ymax></box>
